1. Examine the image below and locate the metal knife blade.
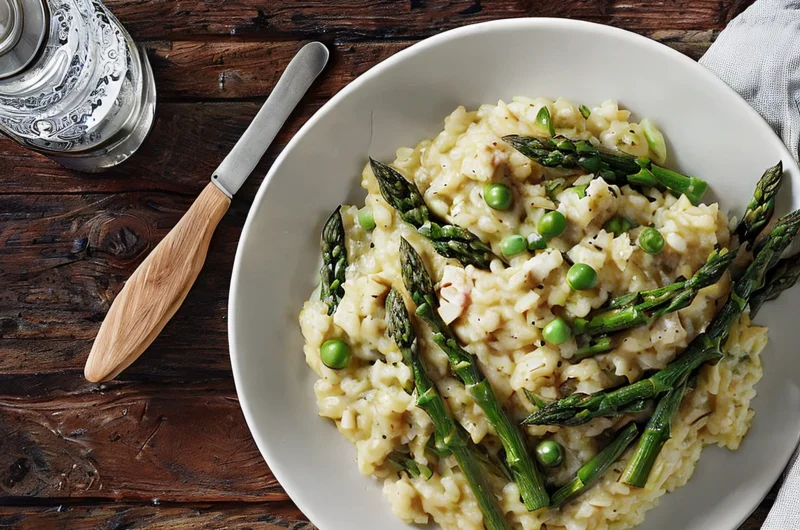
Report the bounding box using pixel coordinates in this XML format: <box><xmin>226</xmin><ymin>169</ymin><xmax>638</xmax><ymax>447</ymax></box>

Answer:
<box><xmin>211</xmin><ymin>42</ymin><xmax>329</xmax><ymax>197</ymax></box>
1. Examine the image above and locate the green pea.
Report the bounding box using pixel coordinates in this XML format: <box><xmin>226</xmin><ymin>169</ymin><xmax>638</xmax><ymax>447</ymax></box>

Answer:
<box><xmin>538</xmin><ymin>211</ymin><xmax>567</xmax><ymax>239</ymax></box>
<box><xmin>543</xmin><ymin>317</ymin><xmax>571</xmax><ymax>345</ymax></box>
<box><xmin>567</xmin><ymin>263</ymin><xmax>598</xmax><ymax>291</ymax></box>
<box><xmin>535</xmin><ymin>440</ymin><xmax>564</xmax><ymax>467</ymax></box>
<box><xmin>604</xmin><ymin>217</ymin><xmax>622</xmax><ymax>237</ymax></box>
<box><xmin>357</xmin><ymin>207</ymin><xmax>376</xmax><ymax>231</ymax></box>
<box><xmin>638</xmin><ymin>227</ymin><xmax>665</xmax><ymax>254</ymax></box>
<box><xmin>501</xmin><ymin>234</ymin><xmax>527</xmax><ymax>257</ymax></box>
<box><xmin>604</xmin><ymin>216</ymin><xmax>633</xmax><ymax>238</ymax></box>
<box><xmin>320</xmin><ymin>339</ymin><xmax>351</xmax><ymax>369</ymax></box>
<box><xmin>527</xmin><ymin>232</ymin><xmax>547</xmax><ymax>251</ymax></box>
<box><xmin>484</xmin><ymin>183</ymin><xmax>513</xmax><ymax>211</ymax></box>
<box><xmin>620</xmin><ymin>218</ymin><xmax>633</xmax><ymax>232</ymax></box>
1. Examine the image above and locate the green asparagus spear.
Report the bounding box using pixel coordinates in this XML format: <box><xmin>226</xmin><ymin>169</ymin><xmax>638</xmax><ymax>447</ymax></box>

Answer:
<box><xmin>615</xmin><ymin>178</ymin><xmax>795</xmax><ymax>486</ymax></box>
<box><xmin>750</xmin><ymin>252</ymin><xmax>800</xmax><ymax>317</ymax></box>
<box><xmin>605</xmin><ymin>235</ymin><xmax>800</xmax><ymax>487</ymax></box>
<box><xmin>574</xmin><ymin>249</ymin><xmax>736</xmax><ymax>337</ymax></box>
<box><xmin>523</xmin><ymin>210</ymin><xmax>800</xmax><ymax>427</ymax></box>
<box><xmin>387</xmin><ymin>451</ymin><xmax>434</xmax><ymax>480</ymax></box>
<box><xmin>573</xmin><ymin>336</ymin><xmax>614</xmax><ymax>360</ymax></box>
<box><xmin>370</xmin><ymin>158</ymin><xmax>496</xmax><ymax>269</ymax></box>
<box><xmin>710</xmin><ymin>209</ymin><xmax>800</xmax><ymax>341</ymax></box>
<box><xmin>502</xmin><ymin>135</ymin><xmax>708</xmax><ymax>205</ymax></box>
<box><xmin>551</xmin><ymin>423</ymin><xmax>640</xmax><ymax>506</ymax></box>
<box><xmin>619</xmin><ymin>380</ymin><xmax>687</xmax><ymax>487</ymax></box>
<box><xmin>320</xmin><ymin>206</ymin><xmax>347</xmax><ymax>315</ymax></box>
<box><xmin>386</xmin><ymin>288</ymin><xmax>511</xmax><ymax>530</ymax></box>
<box><xmin>735</xmin><ymin>161</ymin><xmax>783</xmax><ymax>250</ymax></box>
<box><xmin>399</xmin><ymin>238</ymin><xmax>550</xmax><ymax>510</ymax></box>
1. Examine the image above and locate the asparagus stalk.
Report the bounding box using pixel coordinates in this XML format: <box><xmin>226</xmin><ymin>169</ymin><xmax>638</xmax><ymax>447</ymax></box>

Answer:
<box><xmin>320</xmin><ymin>206</ymin><xmax>347</xmax><ymax>315</ymax></box>
<box><xmin>399</xmin><ymin>238</ymin><xmax>550</xmax><ymax>510</ymax></box>
<box><xmin>385</xmin><ymin>288</ymin><xmax>511</xmax><ymax>530</ymax></box>
<box><xmin>523</xmin><ymin>209</ymin><xmax>800</xmax><ymax>427</ymax></box>
<box><xmin>619</xmin><ymin>380</ymin><xmax>687</xmax><ymax>487</ymax></box>
<box><xmin>574</xmin><ymin>249</ymin><xmax>736</xmax><ymax>337</ymax></box>
<box><xmin>387</xmin><ymin>451</ymin><xmax>434</xmax><ymax>480</ymax></box>
<box><xmin>709</xmin><ymin>209</ymin><xmax>800</xmax><ymax>341</ymax></box>
<box><xmin>750</xmin><ymin>252</ymin><xmax>800</xmax><ymax>317</ymax></box>
<box><xmin>573</xmin><ymin>336</ymin><xmax>614</xmax><ymax>360</ymax></box>
<box><xmin>551</xmin><ymin>423</ymin><xmax>640</xmax><ymax>506</ymax></box>
<box><xmin>503</xmin><ymin>135</ymin><xmax>708</xmax><ymax>205</ymax></box>
<box><xmin>735</xmin><ymin>161</ymin><xmax>783</xmax><ymax>249</ymax></box>
<box><xmin>370</xmin><ymin>158</ymin><xmax>496</xmax><ymax>269</ymax></box>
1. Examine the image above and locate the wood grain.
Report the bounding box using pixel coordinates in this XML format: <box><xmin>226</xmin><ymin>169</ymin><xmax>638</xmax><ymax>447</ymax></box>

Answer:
<box><xmin>146</xmin><ymin>41</ymin><xmax>409</xmax><ymax>100</ymax></box>
<box><xmin>105</xmin><ymin>0</ymin><xmax>750</xmax><ymax>41</ymax></box>
<box><xmin>0</xmin><ymin>376</ymin><xmax>283</xmax><ymax>501</ymax></box>
<box><xmin>0</xmin><ymin>503</ymin><xmax>311</xmax><ymax>529</ymax></box>
<box><xmin>144</xmin><ymin>31</ymin><xmax>718</xmax><ymax>101</ymax></box>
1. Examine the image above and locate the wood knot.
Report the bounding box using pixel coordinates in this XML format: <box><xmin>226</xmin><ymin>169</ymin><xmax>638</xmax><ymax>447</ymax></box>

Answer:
<box><xmin>0</xmin><ymin>317</ymin><xmax>18</xmax><ymax>337</ymax></box>
<box><xmin>4</xmin><ymin>457</ymin><xmax>30</xmax><ymax>488</ymax></box>
<box><xmin>93</xmin><ymin>215</ymin><xmax>151</xmax><ymax>263</ymax></box>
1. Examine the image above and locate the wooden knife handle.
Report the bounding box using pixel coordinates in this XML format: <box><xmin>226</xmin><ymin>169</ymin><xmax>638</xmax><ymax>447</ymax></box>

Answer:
<box><xmin>84</xmin><ymin>182</ymin><xmax>231</xmax><ymax>382</ymax></box>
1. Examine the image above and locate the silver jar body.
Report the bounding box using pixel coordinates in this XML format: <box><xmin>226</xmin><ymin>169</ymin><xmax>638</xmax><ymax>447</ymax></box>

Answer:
<box><xmin>0</xmin><ymin>0</ymin><xmax>155</xmax><ymax>171</ymax></box>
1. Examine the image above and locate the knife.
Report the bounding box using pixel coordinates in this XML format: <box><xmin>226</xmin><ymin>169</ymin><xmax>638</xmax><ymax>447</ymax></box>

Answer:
<box><xmin>84</xmin><ymin>42</ymin><xmax>329</xmax><ymax>382</ymax></box>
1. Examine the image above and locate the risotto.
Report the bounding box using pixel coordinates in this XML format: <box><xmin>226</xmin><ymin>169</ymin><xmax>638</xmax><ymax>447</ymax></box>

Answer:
<box><xmin>298</xmin><ymin>97</ymin><xmax>769</xmax><ymax>530</ymax></box>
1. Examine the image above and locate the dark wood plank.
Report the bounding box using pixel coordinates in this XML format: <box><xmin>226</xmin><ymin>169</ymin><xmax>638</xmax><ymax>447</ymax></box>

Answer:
<box><xmin>645</xmin><ymin>29</ymin><xmax>719</xmax><ymax>61</ymax></box>
<box><xmin>146</xmin><ymin>40</ymin><xmax>409</xmax><ymax>100</ymax></box>
<box><xmin>0</xmin><ymin>503</ymin><xmax>311</xmax><ymax>529</ymax></box>
<box><xmin>0</xmin><ymin>376</ymin><xmax>284</xmax><ymax>502</ymax></box>
<box><xmin>144</xmin><ymin>30</ymin><xmax>717</xmax><ymax>101</ymax></box>
<box><xmin>106</xmin><ymin>0</ymin><xmax>752</xmax><ymax>41</ymax></box>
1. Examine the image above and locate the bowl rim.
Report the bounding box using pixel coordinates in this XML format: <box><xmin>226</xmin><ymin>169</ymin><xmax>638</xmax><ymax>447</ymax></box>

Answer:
<box><xmin>229</xmin><ymin>17</ymin><xmax>798</xmax><ymax>530</ymax></box>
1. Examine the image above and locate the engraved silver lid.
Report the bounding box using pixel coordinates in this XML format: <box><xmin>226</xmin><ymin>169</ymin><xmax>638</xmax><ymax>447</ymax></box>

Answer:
<box><xmin>0</xmin><ymin>0</ymin><xmax>47</xmax><ymax>78</ymax></box>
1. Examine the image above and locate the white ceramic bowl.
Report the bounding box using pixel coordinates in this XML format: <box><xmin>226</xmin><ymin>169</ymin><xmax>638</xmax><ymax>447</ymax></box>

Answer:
<box><xmin>229</xmin><ymin>19</ymin><xmax>800</xmax><ymax>530</ymax></box>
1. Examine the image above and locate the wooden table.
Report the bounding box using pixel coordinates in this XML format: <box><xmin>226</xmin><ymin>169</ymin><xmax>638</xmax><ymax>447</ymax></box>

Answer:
<box><xmin>0</xmin><ymin>1</ymin><xmax>779</xmax><ymax>528</ymax></box>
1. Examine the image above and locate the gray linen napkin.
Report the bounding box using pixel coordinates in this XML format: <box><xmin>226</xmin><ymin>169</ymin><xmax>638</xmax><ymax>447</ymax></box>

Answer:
<box><xmin>699</xmin><ymin>1</ymin><xmax>800</xmax><ymax>527</ymax></box>
<box><xmin>700</xmin><ymin>0</ymin><xmax>800</xmax><ymax>161</ymax></box>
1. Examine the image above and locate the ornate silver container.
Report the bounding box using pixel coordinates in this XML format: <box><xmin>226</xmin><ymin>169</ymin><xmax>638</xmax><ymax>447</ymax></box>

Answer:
<box><xmin>0</xmin><ymin>0</ymin><xmax>156</xmax><ymax>171</ymax></box>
